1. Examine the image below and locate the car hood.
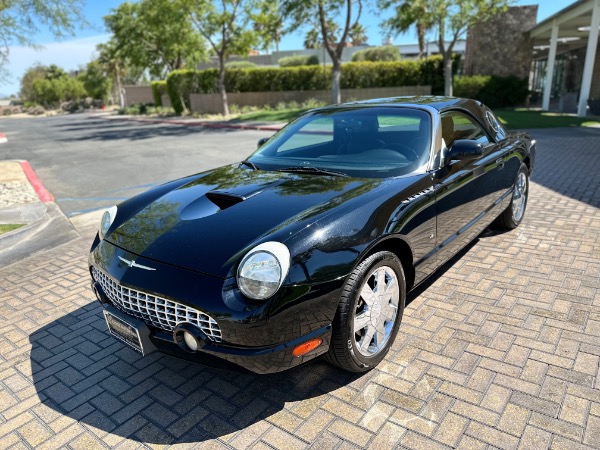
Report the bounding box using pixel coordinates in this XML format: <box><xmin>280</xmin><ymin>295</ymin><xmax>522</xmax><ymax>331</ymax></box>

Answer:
<box><xmin>106</xmin><ymin>165</ymin><xmax>388</xmax><ymax>278</ymax></box>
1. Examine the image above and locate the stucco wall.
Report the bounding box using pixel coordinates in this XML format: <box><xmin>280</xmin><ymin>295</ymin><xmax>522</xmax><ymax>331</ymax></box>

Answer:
<box><xmin>123</xmin><ymin>86</ymin><xmax>153</xmax><ymax>106</ymax></box>
<box><xmin>464</xmin><ymin>5</ymin><xmax>538</xmax><ymax>79</ymax></box>
<box><xmin>189</xmin><ymin>86</ymin><xmax>432</xmax><ymax>115</ymax></box>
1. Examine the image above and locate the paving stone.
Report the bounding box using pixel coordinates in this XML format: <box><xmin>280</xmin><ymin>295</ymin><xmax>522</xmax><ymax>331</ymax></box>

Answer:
<box><xmin>1</xmin><ymin>128</ymin><xmax>600</xmax><ymax>449</ymax></box>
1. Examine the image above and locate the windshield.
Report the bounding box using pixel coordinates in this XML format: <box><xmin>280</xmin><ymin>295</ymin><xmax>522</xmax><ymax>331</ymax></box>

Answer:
<box><xmin>247</xmin><ymin>106</ymin><xmax>432</xmax><ymax>178</ymax></box>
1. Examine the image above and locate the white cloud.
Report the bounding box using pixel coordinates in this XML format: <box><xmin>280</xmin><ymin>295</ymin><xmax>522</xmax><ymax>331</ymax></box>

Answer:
<box><xmin>1</xmin><ymin>34</ymin><xmax>110</xmax><ymax>97</ymax></box>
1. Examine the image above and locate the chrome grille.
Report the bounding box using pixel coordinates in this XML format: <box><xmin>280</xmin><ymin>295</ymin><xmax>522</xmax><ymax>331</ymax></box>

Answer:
<box><xmin>92</xmin><ymin>267</ymin><xmax>222</xmax><ymax>342</ymax></box>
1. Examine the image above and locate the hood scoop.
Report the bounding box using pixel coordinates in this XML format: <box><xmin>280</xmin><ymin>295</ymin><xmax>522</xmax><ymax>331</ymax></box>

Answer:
<box><xmin>206</xmin><ymin>191</ymin><xmax>248</xmax><ymax>210</ymax></box>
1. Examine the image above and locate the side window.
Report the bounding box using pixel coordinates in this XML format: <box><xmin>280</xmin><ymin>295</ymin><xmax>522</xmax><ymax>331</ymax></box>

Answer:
<box><xmin>440</xmin><ymin>111</ymin><xmax>490</xmax><ymax>148</ymax></box>
<box><xmin>277</xmin><ymin>117</ymin><xmax>333</xmax><ymax>153</ymax></box>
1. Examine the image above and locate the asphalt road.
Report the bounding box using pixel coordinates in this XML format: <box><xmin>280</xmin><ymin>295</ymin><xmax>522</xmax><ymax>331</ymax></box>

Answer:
<box><xmin>0</xmin><ymin>114</ymin><xmax>272</xmax><ymax>216</ymax></box>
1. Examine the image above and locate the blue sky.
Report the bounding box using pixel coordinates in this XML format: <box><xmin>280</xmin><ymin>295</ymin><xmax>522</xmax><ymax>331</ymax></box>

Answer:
<box><xmin>1</xmin><ymin>0</ymin><xmax>569</xmax><ymax>96</ymax></box>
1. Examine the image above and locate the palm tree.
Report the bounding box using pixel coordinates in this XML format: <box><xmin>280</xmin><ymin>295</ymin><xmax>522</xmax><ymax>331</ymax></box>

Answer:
<box><xmin>349</xmin><ymin>23</ymin><xmax>368</xmax><ymax>46</ymax></box>
<box><xmin>380</xmin><ymin>0</ymin><xmax>432</xmax><ymax>58</ymax></box>
<box><xmin>304</xmin><ymin>29</ymin><xmax>320</xmax><ymax>49</ymax></box>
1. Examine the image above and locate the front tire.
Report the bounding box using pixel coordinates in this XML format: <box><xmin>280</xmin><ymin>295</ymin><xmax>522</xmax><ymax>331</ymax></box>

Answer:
<box><xmin>496</xmin><ymin>163</ymin><xmax>529</xmax><ymax>230</ymax></box>
<box><xmin>326</xmin><ymin>251</ymin><xmax>406</xmax><ymax>372</ymax></box>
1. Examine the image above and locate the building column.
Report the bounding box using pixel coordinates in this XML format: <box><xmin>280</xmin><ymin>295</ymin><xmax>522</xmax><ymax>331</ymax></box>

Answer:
<box><xmin>577</xmin><ymin>0</ymin><xmax>600</xmax><ymax>117</ymax></box>
<box><xmin>542</xmin><ymin>20</ymin><xmax>559</xmax><ymax>111</ymax></box>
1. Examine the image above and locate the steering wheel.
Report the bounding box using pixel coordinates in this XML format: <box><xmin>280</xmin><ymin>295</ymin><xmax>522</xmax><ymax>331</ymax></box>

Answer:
<box><xmin>382</xmin><ymin>143</ymin><xmax>420</xmax><ymax>162</ymax></box>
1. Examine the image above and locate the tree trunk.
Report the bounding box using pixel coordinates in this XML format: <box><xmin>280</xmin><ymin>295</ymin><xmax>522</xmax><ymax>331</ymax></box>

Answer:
<box><xmin>331</xmin><ymin>61</ymin><xmax>342</xmax><ymax>104</ymax></box>
<box><xmin>417</xmin><ymin>22</ymin><xmax>426</xmax><ymax>59</ymax></box>
<box><xmin>217</xmin><ymin>54</ymin><xmax>229</xmax><ymax>116</ymax></box>
<box><xmin>115</xmin><ymin>62</ymin><xmax>124</xmax><ymax>108</ymax></box>
<box><xmin>443</xmin><ymin>54</ymin><xmax>453</xmax><ymax>97</ymax></box>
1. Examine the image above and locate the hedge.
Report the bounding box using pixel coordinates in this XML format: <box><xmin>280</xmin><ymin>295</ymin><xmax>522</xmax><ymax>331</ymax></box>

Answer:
<box><xmin>151</xmin><ymin>80</ymin><xmax>167</xmax><ymax>107</ymax></box>
<box><xmin>278</xmin><ymin>55</ymin><xmax>319</xmax><ymax>67</ymax></box>
<box><xmin>165</xmin><ymin>55</ymin><xmax>461</xmax><ymax>114</ymax></box>
<box><xmin>454</xmin><ymin>75</ymin><xmax>528</xmax><ymax>107</ymax></box>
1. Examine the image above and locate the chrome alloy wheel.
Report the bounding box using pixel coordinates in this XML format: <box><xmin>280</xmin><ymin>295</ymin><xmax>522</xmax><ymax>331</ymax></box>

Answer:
<box><xmin>512</xmin><ymin>171</ymin><xmax>527</xmax><ymax>223</ymax></box>
<box><xmin>353</xmin><ymin>265</ymin><xmax>400</xmax><ymax>356</ymax></box>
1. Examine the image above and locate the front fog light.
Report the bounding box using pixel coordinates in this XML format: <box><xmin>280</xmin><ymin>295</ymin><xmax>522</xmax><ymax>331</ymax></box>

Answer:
<box><xmin>183</xmin><ymin>331</ymin><xmax>198</xmax><ymax>351</ymax></box>
<box><xmin>237</xmin><ymin>242</ymin><xmax>290</xmax><ymax>300</ymax></box>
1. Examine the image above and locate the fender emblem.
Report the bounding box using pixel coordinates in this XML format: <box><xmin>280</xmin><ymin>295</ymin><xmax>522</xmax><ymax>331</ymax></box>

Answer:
<box><xmin>118</xmin><ymin>256</ymin><xmax>156</xmax><ymax>271</ymax></box>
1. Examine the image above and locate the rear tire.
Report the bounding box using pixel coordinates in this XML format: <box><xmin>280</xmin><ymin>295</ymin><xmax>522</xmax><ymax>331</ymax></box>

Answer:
<box><xmin>496</xmin><ymin>163</ymin><xmax>529</xmax><ymax>230</ymax></box>
<box><xmin>325</xmin><ymin>251</ymin><xmax>406</xmax><ymax>372</ymax></box>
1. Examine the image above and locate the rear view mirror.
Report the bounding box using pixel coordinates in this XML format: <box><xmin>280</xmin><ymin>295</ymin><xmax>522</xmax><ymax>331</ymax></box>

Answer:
<box><xmin>447</xmin><ymin>140</ymin><xmax>484</xmax><ymax>162</ymax></box>
<box><xmin>257</xmin><ymin>137</ymin><xmax>269</xmax><ymax>148</ymax></box>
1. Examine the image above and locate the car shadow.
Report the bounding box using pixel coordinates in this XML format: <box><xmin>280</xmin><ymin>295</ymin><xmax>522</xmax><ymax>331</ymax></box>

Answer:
<box><xmin>57</xmin><ymin>121</ymin><xmax>245</xmax><ymax>143</ymax></box>
<box><xmin>29</xmin><ymin>303</ymin><xmax>365</xmax><ymax>444</ymax></box>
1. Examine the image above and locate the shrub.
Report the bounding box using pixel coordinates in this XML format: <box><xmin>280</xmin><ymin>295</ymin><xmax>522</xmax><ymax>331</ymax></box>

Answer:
<box><xmin>225</xmin><ymin>61</ymin><xmax>257</xmax><ymax>68</ymax></box>
<box><xmin>351</xmin><ymin>46</ymin><xmax>400</xmax><ymax>62</ymax></box>
<box><xmin>166</xmin><ymin>69</ymin><xmax>218</xmax><ymax>114</ymax></box>
<box><xmin>278</xmin><ymin>55</ymin><xmax>319</xmax><ymax>67</ymax></box>
<box><xmin>151</xmin><ymin>80</ymin><xmax>167</xmax><ymax>107</ymax></box>
<box><xmin>454</xmin><ymin>75</ymin><xmax>528</xmax><ymax>107</ymax></box>
<box><xmin>453</xmin><ymin>75</ymin><xmax>491</xmax><ymax>99</ymax></box>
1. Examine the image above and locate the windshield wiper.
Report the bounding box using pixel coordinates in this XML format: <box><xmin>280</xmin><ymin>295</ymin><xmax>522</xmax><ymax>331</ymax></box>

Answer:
<box><xmin>240</xmin><ymin>160</ymin><xmax>260</xmax><ymax>170</ymax></box>
<box><xmin>276</xmin><ymin>166</ymin><xmax>349</xmax><ymax>177</ymax></box>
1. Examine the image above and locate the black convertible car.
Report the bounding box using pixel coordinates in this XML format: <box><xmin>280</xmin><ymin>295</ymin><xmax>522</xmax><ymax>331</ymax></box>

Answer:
<box><xmin>89</xmin><ymin>96</ymin><xmax>535</xmax><ymax>374</ymax></box>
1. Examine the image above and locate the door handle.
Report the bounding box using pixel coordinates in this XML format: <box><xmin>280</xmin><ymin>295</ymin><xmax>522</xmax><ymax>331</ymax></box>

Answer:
<box><xmin>496</xmin><ymin>158</ymin><xmax>504</xmax><ymax>170</ymax></box>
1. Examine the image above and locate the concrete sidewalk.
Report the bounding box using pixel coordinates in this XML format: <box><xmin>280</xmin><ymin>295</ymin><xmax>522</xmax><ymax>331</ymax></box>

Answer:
<box><xmin>0</xmin><ymin>160</ymin><xmax>78</xmax><ymax>269</ymax></box>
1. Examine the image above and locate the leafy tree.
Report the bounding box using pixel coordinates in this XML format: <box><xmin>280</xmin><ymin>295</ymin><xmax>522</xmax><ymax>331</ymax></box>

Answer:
<box><xmin>282</xmin><ymin>0</ymin><xmax>364</xmax><ymax>104</ymax></box>
<box><xmin>252</xmin><ymin>1</ymin><xmax>285</xmax><ymax>53</ymax></box>
<box><xmin>79</xmin><ymin>60</ymin><xmax>112</xmax><ymax>101</ymax></box>
<box><xmin>349</xmin><ymin>23</ymin><xmax>368</xmax><ymax>46</ymax></box>
<box><xmin>27</xmin><ymin>68</ymin><xmax>85</xmax><ymax>107</ymax></box>
<box><xmin>104</xmin><ymin>0</ymin><xmax>205</xmax><ymax>79</ymax></box>
<box><xmin>381</xmin><ymin>0</ymin><xmax>512</xmax><ymax>96</ymax></box>
<box><xmin>20</xmin><ymin>64</ymin><xmax>49</xmax><ymax>101</ymax></box>
<box><xmin>184</xmin><ymin>0</ymin><xmax>261</xmax><ymax>116</ymax></box>
<box><xmin>0</xmin><ymin>0</ymin><xmax>85</xmax><ymax>81</ymax></box>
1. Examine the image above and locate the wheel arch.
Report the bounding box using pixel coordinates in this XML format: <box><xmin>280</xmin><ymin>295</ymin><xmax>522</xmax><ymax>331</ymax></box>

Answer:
<box><xmin>359</xmin><ymin>236</ymin><xmax>416</xmax><ymax>292</ymax></box>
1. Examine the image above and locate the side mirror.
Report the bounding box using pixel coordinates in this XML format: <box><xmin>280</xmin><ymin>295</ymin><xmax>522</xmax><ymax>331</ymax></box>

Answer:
<box><xmin>257</xmin><ymin>137</ymin><xmax>269</xmax><ymax>148</ymax></box>
<box><xmin>447</xmin><ymin>140</ymin><xmax>485</xmax><ymax>162</ymax></box>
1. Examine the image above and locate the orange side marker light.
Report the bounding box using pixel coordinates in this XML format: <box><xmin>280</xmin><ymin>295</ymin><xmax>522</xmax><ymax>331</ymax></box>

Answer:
<box><xmin>292</xmin><ymin>338</ymin><xmax>323</xmax><ymax>357</ymax></box>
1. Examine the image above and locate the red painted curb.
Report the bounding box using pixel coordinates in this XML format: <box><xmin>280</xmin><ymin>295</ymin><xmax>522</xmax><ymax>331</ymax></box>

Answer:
<box><xmin>19</xmin><ymin>161</ymin><xmax>54</xmax><ymax>203</ymax></box>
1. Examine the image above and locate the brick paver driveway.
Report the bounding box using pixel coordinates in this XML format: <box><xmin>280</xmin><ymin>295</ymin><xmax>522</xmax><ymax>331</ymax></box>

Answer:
<box><xmin>1</xmin><ymin>127</ymin><xmax>599</xmax><ymax>449</ymax></box>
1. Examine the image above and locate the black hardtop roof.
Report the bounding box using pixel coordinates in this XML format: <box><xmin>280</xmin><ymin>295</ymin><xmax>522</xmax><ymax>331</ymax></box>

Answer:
<box><xmin>319</xmin><ymin>95</ymin><xmax>482</xmax><ymax>113</ymax></box>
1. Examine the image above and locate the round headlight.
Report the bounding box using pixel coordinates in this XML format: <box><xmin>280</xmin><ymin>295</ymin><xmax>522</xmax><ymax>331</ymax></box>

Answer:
<box><xmin>99</xmin><ymin>206</ymin><xmax>117</xmax><ymax>239</ymax></box>
<box><xmin>237</xmin><ymin>242</ymin><xmax>291</xmax><ymax>300</ymax></box>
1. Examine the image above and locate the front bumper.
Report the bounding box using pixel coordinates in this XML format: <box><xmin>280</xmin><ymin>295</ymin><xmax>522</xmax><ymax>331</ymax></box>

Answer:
<box><xmin>89</xmin><ymin>238</ymin><xmax>341</xmax><ymax>374</ymax></box>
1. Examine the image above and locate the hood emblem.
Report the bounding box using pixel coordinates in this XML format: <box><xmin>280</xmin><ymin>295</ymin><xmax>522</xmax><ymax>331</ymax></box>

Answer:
<box><xmin>118</xmin><ymin>256</ymin><xmax>156</xmax><ymax>271</ymax></box>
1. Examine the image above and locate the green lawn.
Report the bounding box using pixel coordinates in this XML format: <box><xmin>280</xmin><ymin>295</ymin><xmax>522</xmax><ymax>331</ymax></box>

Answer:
<box><xmin>0</xmin><ymin>224</ymin><xmax>24</xmax><ymax>235</ymax></box>
<box><xmin>237</xmin><ymin>105</ymin><xmax>600</xmax><ymax>130</ymax></box>
<box><xmin>493</xmin><ymin>108</ymin><xmax>600</xmax><ymax>129</ymax></box>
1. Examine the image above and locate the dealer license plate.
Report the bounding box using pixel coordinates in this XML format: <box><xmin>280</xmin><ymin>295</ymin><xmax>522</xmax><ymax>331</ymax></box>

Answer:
<box><xmin>104</xmin><ymin>310</ymin><xmax>145</xmax><ymax>355</ymax></box>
